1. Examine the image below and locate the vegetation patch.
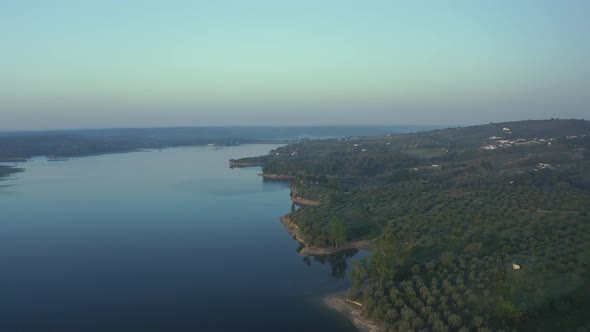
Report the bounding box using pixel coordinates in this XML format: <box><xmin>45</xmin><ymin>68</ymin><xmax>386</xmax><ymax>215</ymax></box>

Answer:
<box><xmin>234</xmin><ymin>119</ymin><xmax>590</xmax><ymax>330</ymax></box>
<box><xmin>401</xmin><ymin>147</ymin><xmax>448</xmax><ymax>159</ymax></box>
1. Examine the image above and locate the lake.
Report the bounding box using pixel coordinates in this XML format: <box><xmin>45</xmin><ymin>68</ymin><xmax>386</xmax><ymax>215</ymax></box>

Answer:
<box><xmin>0</xmin><ymin>145</ymin><xmax>365</xmax><ymax>332</ymax></box>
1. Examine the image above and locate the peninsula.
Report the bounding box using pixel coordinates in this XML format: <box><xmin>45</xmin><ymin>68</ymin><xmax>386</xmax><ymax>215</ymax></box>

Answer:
<box><xmin>233</xmin><ymin>119</ymin><xmax>590</xmax><ymax>331</ymax></box>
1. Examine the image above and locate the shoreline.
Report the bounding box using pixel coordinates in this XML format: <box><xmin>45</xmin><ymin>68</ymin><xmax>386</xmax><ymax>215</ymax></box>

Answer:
<box><xmin>270</xmin><ymin>174</ymin><xmax>380</xmax><ymax>331</ymax></box>
<box><xmin>280</xmin><ymin>215</ymin><xmax>374</xmax><ymax>256</ymax></box>
<box><xmin>323</xmin><ymin>292</ymin><xmax>383</xmax><ymax>332</ymax></box>
<box><xmin>280</xmin><ymin>215</ymin><xmax>307</xmax><ymax>245</ymax></box>
<box><xmin>291</xmin><ymin>195</ymin><xmax>321</xmax><ymax>206</ymax></box>
<box><xmin>258</xmin><ymin>173</ymin><xmax>297</xmax><ymax>180</ymax></box>
<box><xmin>290</xmin><ymin>185</ymin><xmax>321</xmax><ymax>206</ymax></box>
<box><xmin>229</xmin><ymin>161</ymin><xmax>264</xmax><ymax>167</ymax></box>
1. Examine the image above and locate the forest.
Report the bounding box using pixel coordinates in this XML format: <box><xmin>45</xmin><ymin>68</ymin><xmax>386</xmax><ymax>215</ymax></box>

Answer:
<box><xmin>233</xmin><ymin>119</ymin><xmax>590</xmax><ymax>331</ymax></box>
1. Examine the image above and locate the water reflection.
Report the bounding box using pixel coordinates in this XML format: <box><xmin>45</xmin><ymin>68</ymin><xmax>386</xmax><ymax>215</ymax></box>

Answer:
<box><xmin>301</xmin><ymin>249</ymin><xmax>359</xmax><ymax>279</ymax></box>
<box><xmin>0</xmin><ymin>144</ymin><xmax>362</xmax><ymax>332</ymax></box>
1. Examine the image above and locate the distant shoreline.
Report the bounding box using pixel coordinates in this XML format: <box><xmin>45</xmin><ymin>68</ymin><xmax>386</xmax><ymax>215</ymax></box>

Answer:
<box><xmin>0</xmin><ymin>149</ymin><xmax>144</xmax><ymax>163</ymax></box>
<box><xmin>1</xmin><ymin>143</ymin><xmax>285</xmax><ymax>164</ymax></box>
<box><xmin>229</xmin><ymin>161</ymin><xmax>264</xmax><ymax>167</ymax></box>
<box><xmin>259</xmin><ymin>173</ymin><xmax>296</xmax><ymax>180</ymax></box>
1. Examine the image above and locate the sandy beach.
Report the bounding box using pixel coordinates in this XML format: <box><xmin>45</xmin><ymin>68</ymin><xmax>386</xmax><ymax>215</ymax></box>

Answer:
<box><xmin>228</xmin><ymin>161</ymin><xmax>264</xmax><ymax>167</ymax></box>
<box><xmin>323</xmin><ymin>292</ymin><xmax>383</xmax><ymax>332</ymax></box>
<box><xmin>258</xmin><ymin>173</ymin><xmax>297</xmax><ymax>180</ymax></box>
<box><xmin>289</xmin><ymin>185</ymin><xmax>321</xmax><ymax>206</ymax></box>
<box><xmin>299</xmin><ymin>240</ymin><xmax>373</xmax><ymax>255</ymax></box>
<box><xmin>291</xmin><ymin>195</ymin><xmax>321</xmax><ymax>206</ymax></box>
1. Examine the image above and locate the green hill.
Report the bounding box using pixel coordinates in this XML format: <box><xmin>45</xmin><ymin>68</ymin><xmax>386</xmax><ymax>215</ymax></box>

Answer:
<box><xmin>234</xmin><ymin>119</ymin><xmax>590</xmax><ymax>331</ymax></box>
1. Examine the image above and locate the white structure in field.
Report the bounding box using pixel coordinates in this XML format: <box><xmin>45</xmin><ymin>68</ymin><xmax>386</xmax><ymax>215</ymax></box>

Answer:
<box><xmin>512</xmin><ymin>263</ymin><xmax>521</xmax><ymax>270</ymax></box>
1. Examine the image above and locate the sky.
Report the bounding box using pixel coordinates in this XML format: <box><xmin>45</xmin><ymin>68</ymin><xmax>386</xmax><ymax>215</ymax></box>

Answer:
<box><xmin>1</xmin><ymin>0</ymin><xmax>589</xmax><ymax>130</ymax></box>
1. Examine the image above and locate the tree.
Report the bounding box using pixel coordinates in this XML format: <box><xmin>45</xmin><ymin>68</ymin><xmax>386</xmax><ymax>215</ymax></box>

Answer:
<box><xmin>350</xmin><ymin>260</ymin><xmax>368</xmax><ymax>290</ymax></box>
<box><xmin>497</xmin><ymin>300</ymin><xmax>525</xmax><ymax>322</ymax></box>
<box><xmin>412</xmin><ymin>317</ymin><xmax>426</xmax><ymax>329</ymax></box>
<box><xmin>328</xmin><ymin>217</ymin><xmax>346</xmax><ymax>247</ymax></box>
<box><xmin>448</xmin><ymin>314</ymin><xmax>463</xmax><ymax>328</ymax></box>
<box><xmin>369</xmin><ymin>254</ymin><xmax>397</xmax><ymax>290</ymax></box>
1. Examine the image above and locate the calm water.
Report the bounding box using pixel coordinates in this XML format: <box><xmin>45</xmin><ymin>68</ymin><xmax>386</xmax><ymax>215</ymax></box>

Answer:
<box><xmin>0</xmin><ymin>145</ymin><xmax>364</xmax><ymax>332</ymax></box>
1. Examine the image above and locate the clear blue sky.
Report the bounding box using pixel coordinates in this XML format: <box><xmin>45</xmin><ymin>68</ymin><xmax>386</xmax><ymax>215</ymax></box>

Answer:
<box><xmin>1</xmin><ymin>1</ymin><xmax>588</xmax><ymax>130</ymax></box>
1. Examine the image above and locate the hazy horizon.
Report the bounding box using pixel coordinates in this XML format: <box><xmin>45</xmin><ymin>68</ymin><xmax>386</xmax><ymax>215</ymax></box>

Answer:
<box><xmin>3</xmin><ymin>119</ymin><xmax>583</xmax><ymax>134</ymax></box>
<box><xmin>1</xmin><ymin>1</ymin><xmax>589</xmax><ymax>130</ymax></box>
<box><xmin>1</xmin><ymin>123</ymin><xmax>445</xmax><ymax>133</ymax></box>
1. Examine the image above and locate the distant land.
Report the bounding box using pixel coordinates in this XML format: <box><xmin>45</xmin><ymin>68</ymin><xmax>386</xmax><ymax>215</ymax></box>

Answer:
<box><xmin>0</xmin><ymin>165</ymin><xmax>22</xmax><ymax>179</ymax></box>
<box><xmin>0</xmin><ymin>125</ymin><xmax>440</xmax><ymax>163</ymax></box>
<box><xmin>232</xmin><ymin>119</ymin><xmax>590</xmax><ymax>331</ymax></box>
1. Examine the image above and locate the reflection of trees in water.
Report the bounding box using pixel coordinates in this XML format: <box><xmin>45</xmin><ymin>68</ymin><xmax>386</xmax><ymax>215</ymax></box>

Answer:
<box><xmin>301</xmin><ymin>249</ymin><xmax>359</xmax><ymax>279</ymax></box>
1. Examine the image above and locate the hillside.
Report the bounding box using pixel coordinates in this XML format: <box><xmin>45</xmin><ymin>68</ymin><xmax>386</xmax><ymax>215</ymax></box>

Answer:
<box><xmin>0</xmin><ymin>125</ymin><xmax>436</xmax><ymax>161</ymax></box>
<box><xmin>233</xmin><ymin>119</ymin><xmax>590</xmax><ymax>331</ymax></box>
